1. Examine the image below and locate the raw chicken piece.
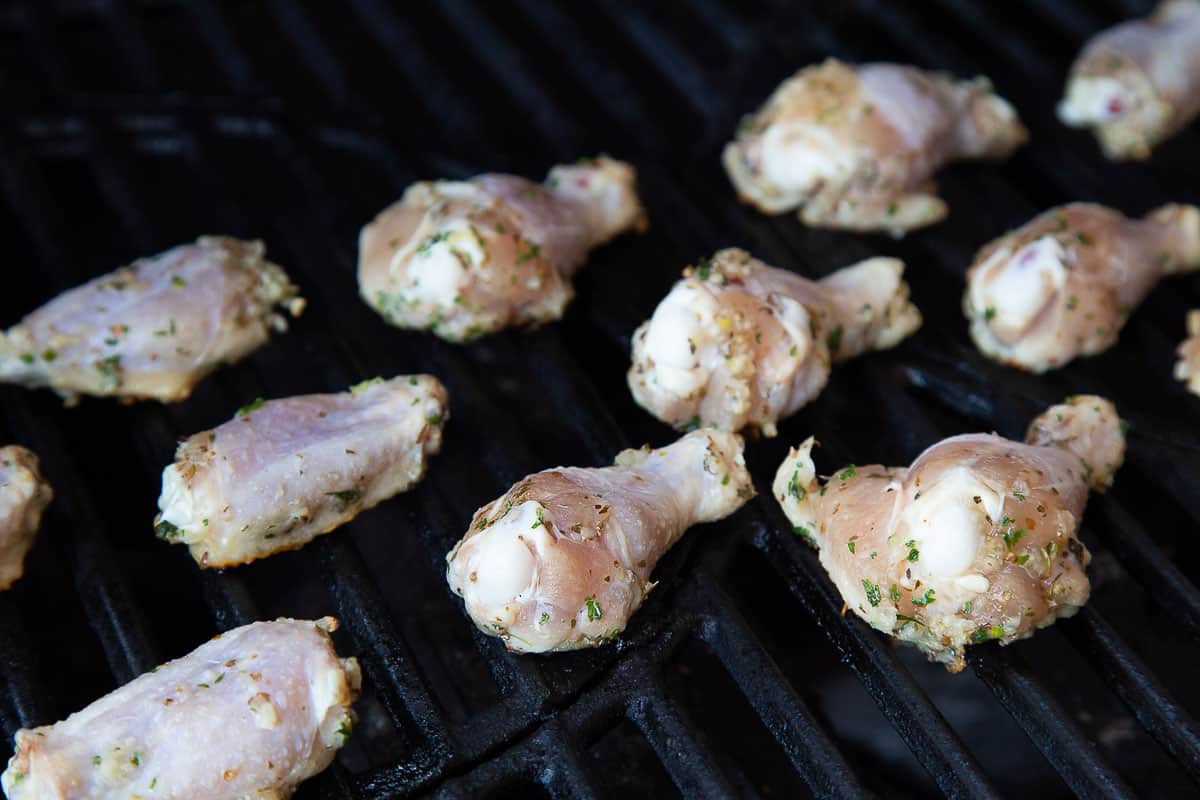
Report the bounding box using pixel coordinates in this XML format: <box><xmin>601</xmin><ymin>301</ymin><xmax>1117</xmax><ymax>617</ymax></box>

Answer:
<box><xmin>773</xmin><ymin>396</ymin><xmax>1124</xmax><ymax>672</ymax></box>
<box><xmin>155</xmin><ymin>375</ymin><xmax>447</xmax><ymax>568</ymax></box>
<box><xmin>964</xmin><ymin>203</ymin><xmax>1200</xmax><ymax>371</ymax></box>
<box><xmin>359</xmin><ymin>156</ymin><xmax>646</xmax><ymax>342</ymax></box>
<box><xmin>1</xmin><ymin>617</ymin><xmax>360</xmax><ymax>800</ymax></box>
<box><xmin>0</xmin><ymin>446</ymin><xmax>53</xmax><ymax>591</ymax></box>
<box><xmin>446</xmin><ymin>429</ymin><xmax>753</xmax><ymax>652</ymax></box>
<box><xmin>1058</xmin><ymin>0</ymin><xmax>1200</xmax><ymax>160</ymax></box>
<box><xmin>0</xmin><ymin>237</ymin><xmax>304</xmax><ymax>404</ymax></box>
<box><xmin>628</xmin><ymin>248</ymin><xmax>921</xmax><ymax>436</ymax></box>
<box><xmin>723</xmin><ymin>59</ymin><xmax>1026</xmax><ymax>235</ymax></box>
<box><xmin>1175</xmin><ymin>309</ymin><xmax>1200</xmax><ymax>395</ymax></box>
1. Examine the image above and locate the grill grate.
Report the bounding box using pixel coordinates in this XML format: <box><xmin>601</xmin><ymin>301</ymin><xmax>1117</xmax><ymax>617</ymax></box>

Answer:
<box><xmin>1</xmin><ymin>1</ymin><xmax>1198</xmax><ymax>797</ymax></box>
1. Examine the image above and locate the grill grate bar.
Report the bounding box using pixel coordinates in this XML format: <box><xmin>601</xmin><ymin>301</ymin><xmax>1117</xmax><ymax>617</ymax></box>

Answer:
<box><xmin>626</xmin><ymin>660</ymin><xmax>742</xmax><ymax>798</ymax></box>
<box><xmin>1064</xmin><ymin>606</ymin><xmax>1200</xmax><ymax>783</ymax></box>
<box><xmin>694</xmin><ymin>575</ymin><xmax>870</xmax><ymax>798</ymax></box>
<box><xmin>969</xmin><ymin>647</ymin><xmax>1137</xmax><ymax>799</ymax></box>
<box><xmin>0</xmin><ymin>129</ymin><xmax>161</xmax><ymax>683</ymax></box>
<box><xmin>1088</xmin><ymin>496</ymin><xmax>1200</xmax><ymax>641</ymax></box>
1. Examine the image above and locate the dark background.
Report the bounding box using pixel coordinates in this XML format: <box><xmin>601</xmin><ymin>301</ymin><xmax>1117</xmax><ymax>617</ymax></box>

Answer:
<box><xmin>0</xmin><ymin>1</ymin><xmax>1198</xmax><ymax>798</ymax></box>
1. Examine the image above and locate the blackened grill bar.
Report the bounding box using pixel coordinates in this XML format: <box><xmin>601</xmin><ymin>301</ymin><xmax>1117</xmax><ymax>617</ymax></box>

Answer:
<box><xmin>0</xmin><ymin>1</ymin><xmax>1197</xmax><ymax>798</ymax></box>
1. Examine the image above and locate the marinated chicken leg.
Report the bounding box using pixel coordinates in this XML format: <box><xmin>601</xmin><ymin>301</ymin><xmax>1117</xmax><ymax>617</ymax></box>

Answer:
<box><xmin>723</xmin><ymin>59</ymin><xmax>1027</xmax><ymax>235</ymax></box>
<box><xmin>1175</xmin><ymin>309</ymin><xmax>1200</xmax><ymax>395</ymax></box>
<box><xmin>155</xmin><ymin>375</ymin><xmax>447</xmax><ymax>568</ymax></box>
<box><xmin>0</xmin><ymin>237</ymin><xmax>304</xmax><ymax>404</ymax></box>
<box><xmin>446</xmin><ymin>429</ymin><xmax>753</xmax><ymax>652</ymax></box>
<box><xmin>964</xmin><ymin>203</ymin><xmax>1200</xmax><ymax>371</ymax></box>
<box><xmin>628</xmin><ymin>248</ymin><xmax>921</xmax><ymax>436</ymax></box>
<box><xmin>359</xmin><ymin>156</ymin><xmax>646</xmax><ymax>342</ymax></box>
<box><xmin>1058</xmin><ymin>0</ymin><xmax>1200</xmax><ymax>160</ymax></box>
<box><xmin>0</xmin><ymin>447</ymin><xmax>53</xmax><ymax>591</ymax></box>
<box><xmin>773</xmin><ymin>396</ymin><xmax>1124</xmax><ymax>672</ymax></box>
<box><xmin>2</xmin><ymin>617</ymin><xmax>360</xmax><ymax>800</ymax></box>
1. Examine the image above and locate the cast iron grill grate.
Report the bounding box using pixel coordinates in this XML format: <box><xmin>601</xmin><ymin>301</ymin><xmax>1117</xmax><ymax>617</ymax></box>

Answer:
<box><xmin>0</xmin><ymin>1</ymin><xmax>1198</xmax><ymax>798</ymax></box>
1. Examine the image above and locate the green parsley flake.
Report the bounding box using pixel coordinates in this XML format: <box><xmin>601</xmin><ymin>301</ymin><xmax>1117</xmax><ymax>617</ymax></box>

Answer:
<box><xmin>911</xmin><ymin>588</ymin><xmax>936</xmax><ymax>606</ymax></box>
<box><xmin>862</xmin><ymin>579</ymin><xmax>881</xmax><ymax>607</ymax></box>
<box><xmin>416</xmin><ymin>231</ymin><xmax>451</xmax><ymax>256</ymax></box>
<box><xmin>327</xmin><ymin>489</ymin><xmax>362</xmax><ymax>505</ymax></box>
<box><xmin>826</xmin><ymin>324</ymin><xmax>844</xmax><ymax>356</ymax></box>
<box><xmin>515</xmin><ymin>242</ymin><xmax>542</xmax><ymax>264</ymax></box>
<box><xmin>585</xmin><ymin>596</ymin><xmax>602</xmax><ymax>621</ymax></box>
<box><xmin>154</xmin><ymin>520</ymin><xmax>182</xmax><ymax>540</ymax></box>
<box><xmin>1003</xmin><ymin>528</ymin><xmax>1026</xmax><ymax>550</ymax></box>
<box><xmin>970</xmin><ymin>625</ymin><xmax>1005</xmax><ymax>643</ymax></box>
<box><xmin>350</xmin><ymin>377</ymin><xmax>385</xmax><ymax>395</ymax></box>
<box><xmin>787</xmin><ymin>471</ymin><xmax>807</xmax><ymax>501</ymax></box>
<box><xmin>237</xmin><ymin>397</ymin><xmax>265</xmax><ymax>417</ymax></box>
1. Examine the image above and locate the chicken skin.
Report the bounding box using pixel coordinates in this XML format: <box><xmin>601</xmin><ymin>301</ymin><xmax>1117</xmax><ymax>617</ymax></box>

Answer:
<box><xmin>155</xmin><ymin>375</ymin><xmax>447</xmax><ymax>568</ymax></box>
<box><xmin>964</xmin><ymin>203</ymin><xmax>1200</xmax><ymax>372</ymax></box>
<box><xmin>2</xmin><ymin>617</ymin><xmax>360</xmax><ymax>800</ymax></box>
<box><xmin>1058</xmin><ymin>0</ymin><xmax>1200</xmax><ymax>160</ymax></box>
<box><xmin>0</xmin><ymin>446</ymin><xmax>53</xmax><ymax>591</ymax></box>
<box><xmin>0</xmin><ymin>237</ymin><xmax>304</xmax><ymax>404</ymax></box>
<box><xmin>628</xmin><ymin>248</ymin><xmax>921</xmax><ymax>436</ymax></box>
<box><xmin>723</xmin><ymin>59</ymin><xmax>1026</xmax><ymax>235</ymax></box>
<box><xmin>773</xmin><ymin>396</ymin><xmax>1124</xmax><ymax>672</ymax></box>
<box><xmin>359</xmin><ymin>156</ymin><xmax>646</xmax><ymax>342</ymax></box>
<box><xmin>1175</xmin><ymin>310</ymin><xmax>1200</xmax><ymax>395</ymax></box>
<box><xmin>446</xmin><ymin>429</ymin><xmax>753</xmax><ymax>653</ymax></box>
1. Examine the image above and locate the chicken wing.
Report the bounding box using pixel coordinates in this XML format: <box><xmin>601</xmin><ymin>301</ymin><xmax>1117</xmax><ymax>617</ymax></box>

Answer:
<box><xmin>1058</xmin><ymin>0</ymin><xmax>1200</xmax><ymax>160</ymax></box>
<box><xmin>964</xmin><ymin>203</ymin><xmax>1200</xmax><ymax>371</ymax></box>
<box><xmin>0</xmin><ymin>237</ymin><xmax>304</xmax><ymax>404</ymax></box>
<box><xmin>155</xmin><ymin>375</ymin><xmax>447</xmax><ymax>568</ymax></box>
<box><xmin>0</xmin><ymin>446</ymin><xmax>53</xmax><ymax>591</ymax></box>
<box><xmin>359</xmin><ymin>156</ymin><xmax>646</xmax><ymax>342</ymax></box>
<box><xmin>773</xmin><ymin>396</ymin><xmax>1124</xmax><ymax>672</ymax></box>
<box><xmin>628</xmin><ymin>248</ymin><xmax>921</xmax><ymax>436</ymax></box>
<box><xmin>446</xmin><ymin>429</ymin><xmax>753</xmax><ymax>652</ymax></box>
<box><xmin>1175</xmin><ymin>309</ymin><xmax>1200</xmax><ymax>395</ymax></box>
<box><xmin>723</xmin><ymin>59</ymin><xmax>1026</xmax><ymax>235</ymax></box>
<box><xmin>1</xmin><ymin>617</ymin><xmax>360</xmax><ymax>800</ymax></box>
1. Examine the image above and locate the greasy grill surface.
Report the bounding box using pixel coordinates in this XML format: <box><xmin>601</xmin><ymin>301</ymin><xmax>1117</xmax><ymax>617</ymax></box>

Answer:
<box><xmin>0</xmin><ymin>1</ymin><xmax>1198</xmax><ymax>797</ymax></box>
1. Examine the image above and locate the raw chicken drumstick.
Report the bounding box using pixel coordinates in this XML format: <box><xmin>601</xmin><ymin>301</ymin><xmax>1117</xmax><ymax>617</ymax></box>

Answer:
<box><xmin>2</xmin><ymin>617</ymin><xmax>360</xmax><ymax>800</ymax></box>
<box><xmin>1058</xmin><ymin>0</ymin><xmax>1200</xmax><ymax>160</ymax></box>
<box><xmin>964</xmin><ymin>202</ymin><xmax>1200</xmax><ymax>371</ymax></box>
<box><xmin>155</xmin><ymin>375</ymin><xmax>447</xmax><ymax>568</ymax></box>
<box><xmin>446</xmin><ymin>429</ymin><xmax>753</xmax><ymax>652</ymax></box>
<box><xmin>0</xmin><ymin>446</ymin><xmax>53</xmax><ymax>591</ymax></box>
<box><xmin>723</xmin><ymin>59</ymin><xmax>1026</xmax><ymax>235</ymax></box>
<box><xmin>1175</xmin><ymin>310</ymin><xmax>1200</xmax><ymax>395</ymax></box>
<box><xmin>628</xmin><ymin>248</ymin><xmax>922</xmax><ymax>436</ymax></box>
<box><xmin>774</xmin><ymin>396</ymin><xmax>1125</xmax><ymax>672</ymax></box>
<box><xmin>359</xmin><ymin>156</ymin><xmax>646</xmax><ymax>342</ymax></box>
<box><xmin>0</xmin><ymin>237</ymin><xmax>304</xmax><ymax>404</ymax></box>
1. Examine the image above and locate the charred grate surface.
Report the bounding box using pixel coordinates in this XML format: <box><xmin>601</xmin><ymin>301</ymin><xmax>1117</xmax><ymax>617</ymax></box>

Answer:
<box><xmin>0</xmin><ymin>1</ymin><xmax>1198</xmax><ymax>797</ymax></box>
